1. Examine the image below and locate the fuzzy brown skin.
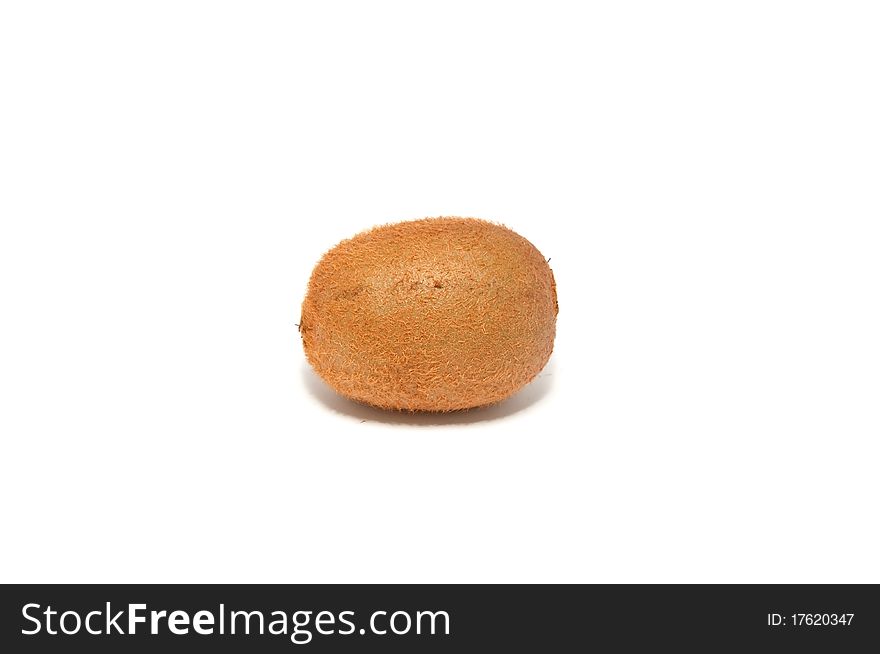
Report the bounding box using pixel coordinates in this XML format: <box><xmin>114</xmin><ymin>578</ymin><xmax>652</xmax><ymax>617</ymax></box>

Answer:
<box><xmin>301</xmin><ymin>217</ymin><xmax>557</xmax><ymax>412</ymax></box>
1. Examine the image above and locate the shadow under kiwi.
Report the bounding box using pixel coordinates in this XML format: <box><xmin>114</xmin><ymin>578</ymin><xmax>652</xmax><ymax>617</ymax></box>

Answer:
<box><xmin>302</xmin><ymin>360</ymin><xmax>555</xmax><ymax>426</ymax></box>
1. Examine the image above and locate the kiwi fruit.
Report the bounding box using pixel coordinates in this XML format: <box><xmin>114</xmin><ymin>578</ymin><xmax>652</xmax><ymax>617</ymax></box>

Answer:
<box><xmin>300</xmin><ymin>217</ymin><xmax>557</xmax><ymax>412</ymax></box>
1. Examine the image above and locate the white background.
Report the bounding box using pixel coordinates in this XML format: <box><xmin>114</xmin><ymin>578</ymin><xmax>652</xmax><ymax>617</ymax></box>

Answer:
<box><xmin>1</xmin><ymin>2</ymin><xmax>878</xmax><ymax>583</ymax></box>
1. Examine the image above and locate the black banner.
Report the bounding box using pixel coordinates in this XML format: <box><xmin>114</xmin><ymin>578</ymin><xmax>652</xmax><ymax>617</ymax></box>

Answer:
<box><xmin>1</xmin><ymin>584</ymin><xmax>877</xmax><ymax>652</ymax></box>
